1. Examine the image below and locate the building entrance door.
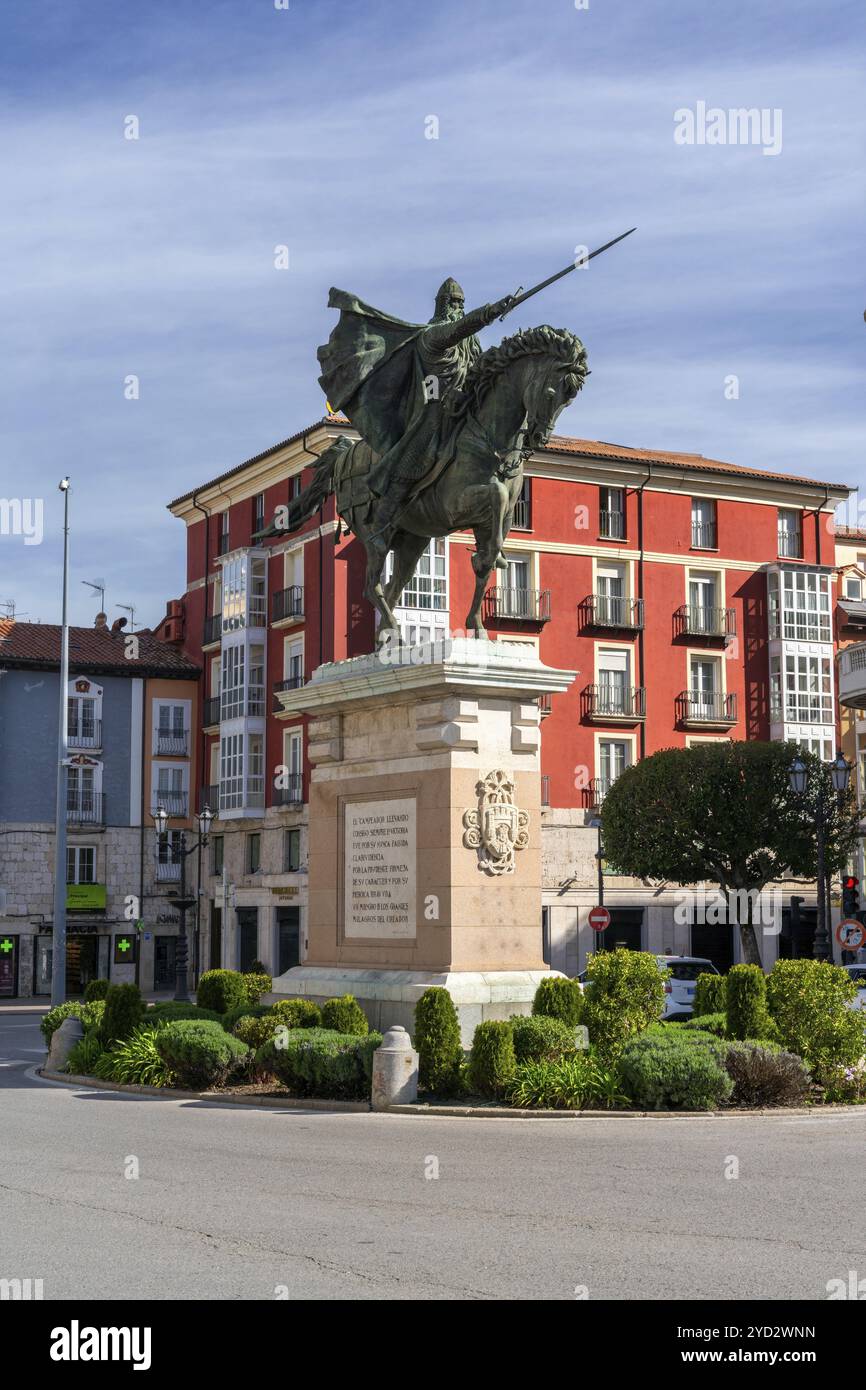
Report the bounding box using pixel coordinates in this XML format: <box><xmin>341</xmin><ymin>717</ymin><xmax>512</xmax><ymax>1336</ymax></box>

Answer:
<box><xmin>237</xmin><ymin>909</ymin><xmax>259</xmax><ymax>973</ymax></box>
<box><xmin>0</xmin><ymin>935</ymin><xmax>18</xmax><ymax>997</ymax></box>
<box><xmin>154</xmin><ymin>936</ymin><xmax>176</xmax><ymax>991</ymax></box>
<box><xmin>66</xmin><ymin>935</ymin><xmax>99</xmax><ymax>995</ymax></box>
<box><xmin>276</xmin><ymin>907</ymin><xmax>300</xmax><ymax>975</ymax></box>
<box><xmin>209</xmin><ymin>905</ymin><xmax>222</xmax><ymax>971</ymax></box>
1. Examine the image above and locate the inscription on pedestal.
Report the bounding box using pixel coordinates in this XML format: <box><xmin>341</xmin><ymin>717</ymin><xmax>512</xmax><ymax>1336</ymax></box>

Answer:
<box><xmin>343</xmin><ymin>797</ymin><xmax>416</xmax><ymax>940</ymax></box>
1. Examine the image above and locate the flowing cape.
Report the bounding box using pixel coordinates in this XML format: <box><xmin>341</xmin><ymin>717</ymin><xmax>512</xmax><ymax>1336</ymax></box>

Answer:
<box><xmin>316</xmin><ymin>288</ymin><xmax>429</xmax><ymax>457</ymax></box>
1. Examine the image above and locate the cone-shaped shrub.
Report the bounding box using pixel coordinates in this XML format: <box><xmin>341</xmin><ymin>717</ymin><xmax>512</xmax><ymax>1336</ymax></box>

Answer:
<box><xmin>468</xmin><ymin>1020</ymin><xmax>516</xmax><ymax>1098</ymax></box>
<box><xmin>531</xmin><ymin>976</ymin><xmax>584</xmax><ymax>1027</ymax></box>
<box><xmin>693</xmin><ymin>972</ymin><xmax>727</xmax><ymax>1019</ymax></box>
<box><xmin>725</xmin><ymin>964</ymin><xmax>770</xmax><ymax>1041</ymax></box>
<box><xmin>414</xmin><ymin>987</ymin><xmax>463</xmax><ymax>1095</ymax></box>
<box><xmin>320</xmin><ymin>994</ymin><xmax>369</xmax><ymax>1036</ymax></box>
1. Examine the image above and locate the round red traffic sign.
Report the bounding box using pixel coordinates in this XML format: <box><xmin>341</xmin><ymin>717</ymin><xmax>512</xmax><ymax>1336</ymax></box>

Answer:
<box><xmin>836</xmin><ymin>919</ymin><xmax>866</xmax><ymax>951</ymax></box>
<box><xmin>588</xmin><ymin>905</ymin><xmax>610</xmax><ymax>933</ymax></box>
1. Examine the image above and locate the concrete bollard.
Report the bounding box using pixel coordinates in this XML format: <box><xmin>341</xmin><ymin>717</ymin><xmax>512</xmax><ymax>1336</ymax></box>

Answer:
<box><xmin>371</xmin><ymin>1025</ymin><xmax>419</xmax><ymax>1109</ymax></box>
<box><xmin>48</xmin><ymin>1015</ymin><xmax>85</xmax><ymax>1072</ymax></box>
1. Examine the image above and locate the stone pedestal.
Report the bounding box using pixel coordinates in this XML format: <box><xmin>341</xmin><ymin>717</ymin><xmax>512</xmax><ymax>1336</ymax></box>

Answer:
<box><xmin>272</xmin><ymin>638</ymin><xmax>575</xmax><ymax>1043</ymax></box>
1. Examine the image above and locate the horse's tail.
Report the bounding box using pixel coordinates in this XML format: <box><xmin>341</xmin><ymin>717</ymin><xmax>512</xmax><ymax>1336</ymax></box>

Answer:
<box><xmin>281</xmin><ymin>435</ymin><xmax>348</xmax><ymax>531</ymax></box>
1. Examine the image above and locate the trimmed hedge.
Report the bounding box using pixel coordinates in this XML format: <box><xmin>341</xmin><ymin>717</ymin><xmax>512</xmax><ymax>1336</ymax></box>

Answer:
<box><xmin>414</xmin><ymin>987</ymin><xmax>463</xmax><ymax>1095</ymax></box>
<box><xmin>618</xmin><ymin>1032</ymin><xmax>733</xmax><ymax>1110</ymax></box>
<box><xmin>196</xmin><ymin>969</ymin><xmax>248</xmax><ymax>1016</ymax></box>
<box><xmin>766</xmin><ymin>958</ymin><xmax>865</xmax><ymax>1081</ymax></box>
<box><xmin>99</xmin><ymin>984</ymin><xmax>146</xmax><ymax>1049</ymax></box>
<box><xmin>582</xmin><ymin>949</ymin><xmax>666</xmax><ymax>1056</ymax></box>
<box><xmin>682</xmin><ymin>1011</ymin><xmax>727</xmax><ymax>1036</ymax></box>
<box><xmin>233</xmin><ymin>1014</ymin><xmax>282</xmax><ymax>1049</ymax></box>
<box><xmin>148</xmin><ymin>1002</ymin><xmax>223</xmax><ymax>1025</ymax></box>
<box><xmin>154</xmin><ymin>1019</ymin><xmax>249</xmax><ymax>1090</ymax></box>
<box><xmin>320</xmin><ymin>994</ymin><xmax>369</xmax><ymax>1036</ymax></box>
<box><xmin>221</xmin><ymin>1002</ymin><xmax>275</xmax><ymax>1033</ymax></box>
<box><xmin>726</xmin><ymin>964</ymin><xmax>772</xmax><ymax>1041</ymax></box>
<box><xmin>509</xmin><ymin>1014</ymin><xmax>577</xmax><ymax>1063</ymax></box>
<box><xmin>270</xmin><ymin>999</ymin><xmax>322</xmax><ymax>1030</ymax></box>
<box><xmin>258</xmin><ymin>1028</ymin><xmax>382</xmax><ymax>1100</ymax></box>
<box><xmin>531</xmin><ymin>977</ymin><xmax>583</xmax><ymax>1028</ymax></box>
<box><xmin>83</xmin><ymin>979</ymin><xmax>110</xmax><ymax>1003</ymax></box>
<box><xmin>693</xmin><ymin>972</ymin><xmax>726</xmax><ymax>1019</ymax></box>
<box><xmin>468</xmin><ymin>1021</ymin><xmax>516</xmax><ymax>1098</ymax></box>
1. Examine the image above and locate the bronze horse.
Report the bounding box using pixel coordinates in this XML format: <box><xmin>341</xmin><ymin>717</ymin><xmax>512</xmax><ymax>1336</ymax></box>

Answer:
<box><xmin>280</xmin><ymin>325</ymin><xmax>588</xmax><ymax>638</ymax></box>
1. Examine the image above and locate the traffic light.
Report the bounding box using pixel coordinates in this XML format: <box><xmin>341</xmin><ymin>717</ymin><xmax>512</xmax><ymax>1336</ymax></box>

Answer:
<box><xmin>842</xmin><ymin>876</ymin><xmax>861</xmax><ymax>918</ymax></box>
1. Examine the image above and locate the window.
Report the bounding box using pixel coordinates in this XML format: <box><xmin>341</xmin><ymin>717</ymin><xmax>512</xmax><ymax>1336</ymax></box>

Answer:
<box><xmin>66</xmin><ymin>846</ymin><xmax>96</xmax><ymax>884</ymax></box>
<box><xmin>283</xmin><ymin>638</ymin><xmax>303</xmax><ymax>689</ymax></box>
<box><xmin>599</xmin><ymin>487</ymin><xmax>625</xmax><ymax>540</ymax></box>
<box><xmin>688</xmin><ymin>656</ymin><xmax>723</xmax><ymax>717</ymax></box>
<box><xmin>598</xmin><ymin>739</ymin><xmax>630</xmax><ymax>796</ymax></box>
<box><xmin>768</xmin><ymin>570</ymin><xmax>831</xmax><ymax>642</ymax></box>
<box><xmin>67</xmin><ymin>765</ymin><xmax>95</xmax><ymax>812</ymax></box>
<box><xmin>220</xmin><ymin>732</ymin><xmax>244</xmax><ymax>809</ymax></box>
<box><xmin>778</xmin><ymin>508</ymin><xmax>802</xmax><ymax>558</ymax></box>
<box><xmin>218</xmin><ymin>509</ymin><xmax>230</xmax><ymax>556</ymax></box>
<box><xmin>222</xmin><ymin>556</ymin><xmax>246</xmax><ymax>630</ymax></box>
<box><xmin>249</xmin><ymin>556</ymin><xmax>267</xmax><ymax>624</ymax></box>
<box><xmin>248</xmin><ymin>644</ymin><xmax>265</xmax><ymax>715</ymax></box>
<box><xmin>221</xmin><ymin>645</ymin><xmax>245</xmax><ymax>719</ymax></box>
<box><xmin>691</xmin><ymin>498</ymin><xmax>717</xmax><ymax>549</ymax></box>
<box><xmin>687</xmin><ymin>571</ymin><xmax>718</xmax><ymax>633</ymax></box>
<box><xmin>512</xmin><ymin>478</ymin><xmax>532</xmax><ymax>530</ymax></box>
<box><xmin>211</xmin><ymin>835</ymin><xmax>224</xmax><ymax>875</ymax></box>
<box><xmin>154</xmin><ymin>765</ymin><xmax>186</xmax><ymax>816</ymax></box>
<box><xmin>246</xmin><ymin>833</ymin><xmax>262</xmax><ymax>874</ymax></box>
<box><xmin>67</xmin><ymin>696</ymin><xmax>96</xmax><ymax>743</ymax></box>
<box><xmin>289</xmin><ymin>473</ymin><xmax>303</xmax><ymax>501</ymax></box>
<box><xmin>284</xmin><ymin>827</ymin><xmax>301</xmax><ymax>873</ymax></box>
<box><xmin>248</xmin><ymin>733</ymin><xmax>265</xmax><ymax>807</ymax></box>
<box><xmin>774</xmin><ymin>653</ymin><xmax>833</xmax><ymax>724</ymax></box>
<box><xmin>157</xmin><ymin>830</ymin><xmax>183</xmax><ymax>878</ymax></box>
<box><xmin>398</xmin><ymin>538</ymin><xmax>448</xmax><ymax>611</ymax></box>
<box><xmin>253</xmin><ymin>493</ymin><xmax>265</xmax><ymax>536</ymax></box>
<box><xmin>597</xmin><ymin>648</ymin><xmax>630</xmax><ymax>714</ymax></box>
<box><xmin>158</xmin><ymin>704</ymin><xmax>185</xmax><ymax>737</ymax></box>
<box><xmin>844</xmin><ymin>575</ymin><xmax>863</xmax><ymax>601</ymax></box>
<box><xmin>596</xmin><ymin>563</ymin><xmax>626</xmax><ymax>624</ymax></box>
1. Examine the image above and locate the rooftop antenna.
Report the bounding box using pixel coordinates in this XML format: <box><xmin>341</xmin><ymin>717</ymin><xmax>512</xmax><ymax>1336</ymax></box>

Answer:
<box><xmin>0</xmin><ymin>599</ymin><xmax>27</xmax><ymax>620</ymax></box>
<box><xmin>116</xmin><ymin>602</ymin><xmax>137</xmax><ymax>632</ymax></box>
<box><xmin>82</xmin><ymin>578</ymin><xmax>106</xmax><ymax>611</ymax></box>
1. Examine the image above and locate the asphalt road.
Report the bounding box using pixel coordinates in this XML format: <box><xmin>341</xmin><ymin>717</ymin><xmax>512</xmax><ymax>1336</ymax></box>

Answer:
<box><xmin>2</xmin><ymin>1008</ymin><xmax>866</xmax><ymax>1301</ymax></box>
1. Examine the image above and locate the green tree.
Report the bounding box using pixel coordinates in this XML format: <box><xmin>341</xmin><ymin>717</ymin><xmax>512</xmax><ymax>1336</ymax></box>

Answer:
<box><xmin>601</xmin><ymin>742</ymin><xmax>858</xmax><ymax>968</ymax></box>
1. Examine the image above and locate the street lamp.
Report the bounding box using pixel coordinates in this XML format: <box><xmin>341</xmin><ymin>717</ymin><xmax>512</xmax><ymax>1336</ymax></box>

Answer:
<box><xmin>588</xmin><ymin>815</ymin><xmax>604</xmax><ymax>908</ymax></box>
<box><xmin>152</xmin><ymin>804</ymin><xmax>214</xmax><ymax>1002</ymax></box>
<box><xmin>789</xmin><ymin>752</ymin><xmax>852</xmax><ymax>961</ymax></box>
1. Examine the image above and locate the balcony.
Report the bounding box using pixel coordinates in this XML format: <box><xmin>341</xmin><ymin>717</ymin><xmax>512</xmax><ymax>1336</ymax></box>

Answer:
<box><xmin>152</xmin><ymin>791</ymin><xmax>188</xmax><ymax>818</ymax></box>
<box><xmin>778</xmin><ymin>530</ymin><xmax>802</xmax><ymax>559</ymax></box>
<box><xmin>483</xmin><ymin>587</ymin><xmax>550</xmax><ymax>625</ymax></box>
<box><xmin>273</xmin><ymin>674</ymin><xmax>304</xmax><ymax>711</ymax></box>
<box><xmin>585</xmin><ymin>685</ymin><xmax>646</xmax><ymax>724</ymax></box>
<box><xmin>839</xmin><ymin>643</ymin><xmax>866</xmax><ymax>710</ymax></box>
<box><xmin>156</xmin><ymin>859</ymin><xmax>181</xmax><ymax>883</ymax></box>
<box><xmin>691</xmin><ymin>522</ymin><xmax>717</xmax><ymax>550</ymax></box>
<box><xmin>675</xmin><ymin>605</ymin><xmax>736</xmax><ymax>641</ymax></box>
<box><xmin>220</xmin><ymin>688</ymin><xmax>265</xmax><ymax>720</ymax></box>
<box><xmin>156</xmin><ymin>729</ymin><xmax>189</xmax><ymax>757</ymax></box>
<box><xmin>582</xmin><ymin>594</ymin><xmax>643</xmax><ymax>631</ymax></box>
<box><xmin>68</xmin><ymin>720</ymin><xmax>102</xmax><ymax>750</ymax></box>
<box><xmin>677</xmin><ymin>691</ymin><xmax>737</xmax><ymax>728</ymax></box>
<box><xmin>273</xmin><ymin>775</ymin><xmax>304</xmax><ymax>808</ymax></box>
<box><xmin>67</xmin><ymin>791</ymin><xmax>105</xmax><ymax>826</ymax></box>
<box><xmin>272</xmin><ymin>586</ymin><xmax>304</xmax><ymax>623</ymax></box>
<box><xmin>203</xmin><ymin>696</ymin><xmax>221</xmax><ymax>729</ymax></box>
<box><xmin>599</xmin><ymin>510</ymin><xmax>625</xmax><ymax>540</ymax></box>
<box><xmin>203</xmin><ymin>613</ymin><xmax>222</xmax><ymax>646</ymax></box>
<box><xmin>586</xmin><ymin>777</ymin><xmax>611</xmax><ymax>809</ymax></box>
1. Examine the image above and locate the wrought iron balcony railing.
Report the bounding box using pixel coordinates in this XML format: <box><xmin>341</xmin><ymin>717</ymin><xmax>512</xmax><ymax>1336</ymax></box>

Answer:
<box><xmin>691</xmin><ymin>522</ymin><xmax>718</xmax><ymax>550</ymax></box>
<box><xmin>777</xmin><ymin>529</ymin><xmax>802</xmax><ymax>558</ymax></box>
<box><xmin>156</xmin><ymin>729</ymin><xmax>189</xmax><ymax>756</ymax></box>
<box><xmin>677</xmin><ymin>691</ymin><xmax>737</xmax><ymax>725</ymax></box>
<box><xmin>273</xmin><ymin>775</ymin><xmax>304</xmax><ymax>807</ymax></box>
<box><xmin>67</xmin><ymin>720</ymin><xmax>102</xmax><ymax>750</ymax></box>
<box><xmin>484</xmin><ymin>587</ymin><xmax>551</xmax><ymax>623</ymax></box>
<box><xmin>585</xmin><ymin>595</ymin><xmax>644</xmax><ymax>630</ymax></box>
<box><xmin>586</xmin><ymin>685</ymin><xmax>646</xmax><ymax>721</ymax></box>
<box><xmin>67</xmin><ymin>791</ymin><xmax>105</xmax><ymax>825</ymax></box>
<box><xmin>152</xmin><ymin>790</ymin><xmax>188</xmax><ymax>818</ymax></box>
<box><xmin>599</xmin><ymin>510</ymin><xmax>625</xmax><ymax>540</ymax></box>
<box><xmin>203</xmin><ymin>696</ymin><xmax>221</xmax><ymax>728</ymax></box>
<box><xmin>272</xmin><ymin>585</ymin><xmax>304</xmax><ymax>623</ymax></box>
<box><xmin>675</xmin><ymin>604</ymin><xmax>736</xmax><ymax>640</ymax></box>
<box><xmin>203</xmin><ymin>613</ymin><xmax>222</xmax><ymax>645</ymax></box>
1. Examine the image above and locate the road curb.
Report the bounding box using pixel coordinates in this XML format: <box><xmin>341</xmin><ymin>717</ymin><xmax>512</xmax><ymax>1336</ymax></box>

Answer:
<box><xmin>37</xmin><ymin>1069</ymin><xmax>371</xmax><ymax>1112</ymax></box>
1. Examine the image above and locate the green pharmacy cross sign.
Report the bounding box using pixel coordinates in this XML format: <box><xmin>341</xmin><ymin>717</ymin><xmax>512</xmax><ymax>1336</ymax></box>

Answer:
<box><xmin>0</xmin><ymin>938</ymin><xmax>13</xmax><ymax>954</ymax></box>
<box><xmin>117</xmin><ymin>938</ymin><xmax>132</xmax><ymax>953</ymax></box>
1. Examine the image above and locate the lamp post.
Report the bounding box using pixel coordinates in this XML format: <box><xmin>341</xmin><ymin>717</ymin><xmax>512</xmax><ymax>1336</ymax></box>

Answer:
<box><xmin>153</xmin><ymin>805</ymin><xmax>214</xmax><ymax>1002</ymax></box>
<box><xmin>588</xmin><ymin>816</ymin><xmax>604</xmax><ymax>908</ymax></box>
<box><xmin>789</xmin><ymin>752</ymin><xmax>852</xmax><ymax>962</ymax></box>
<box><xmin>50</xmin><ymin>477</ymin><xmax>71</xmax><ymax>1007</ymax></box>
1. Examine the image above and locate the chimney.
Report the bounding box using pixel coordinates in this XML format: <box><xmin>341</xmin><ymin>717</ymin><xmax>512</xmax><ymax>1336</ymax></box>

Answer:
<box><xmin>111</xmin><ymin>616</ymin><xmax>127</xmax><ymax>634</ymax></box>
<box><xmin>94</xmin><ymin>612</ymin><xmax>108</xmax><ymax>630</ymax></box>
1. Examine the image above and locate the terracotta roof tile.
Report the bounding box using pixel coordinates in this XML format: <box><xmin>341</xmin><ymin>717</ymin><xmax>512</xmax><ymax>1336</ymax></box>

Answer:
<box><xmin>0</xmin><ymin>622</ymin><xmax>200</xmax><ymax>677</ymax></box>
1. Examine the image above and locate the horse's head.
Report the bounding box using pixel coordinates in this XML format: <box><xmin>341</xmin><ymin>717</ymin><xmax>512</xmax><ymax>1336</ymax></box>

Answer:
<box><xmin>518</xmin><ymin>326</ymin><xmax>589</xmax><ymax>449</ymax></box>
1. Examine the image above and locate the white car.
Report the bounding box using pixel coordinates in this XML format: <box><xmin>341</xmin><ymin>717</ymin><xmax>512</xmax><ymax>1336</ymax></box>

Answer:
<box><xmin>844</xmin><ymin>964</ymin><xmax>866</xmax><ymax>1011</ymax></box>
<box><xmin>656</xmin><ymin>955</ymin><xmax>720</xmax><ymax>1020</ymax></box>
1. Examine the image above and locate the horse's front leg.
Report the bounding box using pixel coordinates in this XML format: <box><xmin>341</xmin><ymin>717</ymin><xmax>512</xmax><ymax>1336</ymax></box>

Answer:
<box><xmin>363</xmin><ymin>544</ymin><xmax>401</xmax><ymax>641</ymax></box>
<box><xmin>464</xmin><ymin>479</ymin><xmax>510</xmax><ymax>636</ymax></box>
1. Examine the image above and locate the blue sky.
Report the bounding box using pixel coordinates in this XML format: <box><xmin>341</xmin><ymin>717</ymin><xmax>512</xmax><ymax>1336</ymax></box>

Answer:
<box><xmin>1</xmin><ymin>0</ymin><xmax>863</xmax><ymax>626</ymax></box>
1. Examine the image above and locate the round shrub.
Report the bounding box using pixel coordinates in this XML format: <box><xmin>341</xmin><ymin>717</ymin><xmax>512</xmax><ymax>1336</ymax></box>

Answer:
<box><xmin>766</xmin><ymin>958</ymin><xmax>865</xmax><ymax>1081</ymax></box>
<box><xmin>271</xmin><ymin>998</ymin><xmax>322</xmax><ymax>1030</ymax></box>
<box><xmin>84</xmin><ymin>979</ymin><xmax>110</xmax><ymax>1003</ymax></box>
<box><xmin>414</xmin><ymin>987</ymin><xmax>463</xmax><ymax>1095</ymax></box>
<box><xmin>221</xmin><ymin>1002</ymin><xmax>274</xmax><ymax>1032</ymax></box>
<box><xmin>683</xmin><ymin>1011</ymin><xmax>727</xmax><ymax>1037</ymax></box>
<box><xmin>65</xmin><ymin>1034</ymin><xmax>104</xmax><ymax>1076</ymax></box>
<box><xmin>582</xmin><ymin>949</ymin><xmax>666</xmax><ymax>1056</ymax></box>
<box><xmin>468</xmin><ymin>1020</ymin><xmax>516</xmax><ymax>1098</ymax></box>
<box><xmin>99</xmin><ymin>984</ymin><xmax>146</xmax><ymax>1049</ymax></box>
<box><xmin>618</xmin><ymin>1032</ymin><xmax>733</xmax><ymax>1110</ymax></box>
<box><xmin>531</xmin><ymin>976</ymin><xmax>583</xmax><ymax>1028</ymax></box>
<box><xmin>233</xmin><ymin>1014</ymin><xmax>282</xmax><ymax>1049</ymax></box>
<box><xmin>723</xmin><ymin>1043</ymin><xmax>810</xmax><ymax>1108</ymax></box>
<box><xmin>97</xmin><ymin>1026</ymin><xmax>176</xmax><ymax>1087</ymax></box>
<box><xmin>257</xmin><ymin>1028</ymin><xmax>382</xmax><ymax>1100</ymax></box>
<box><xmin>509</xmin><ymin>1014</ymin><xmax>577</xmax><ymax>1063</ymax></box>
<box><xmin>154</xmin><ymin>1019</ymin><xmax>249</xmax><ymax>1090</ymax></box>
<box><xmin>693</xmin><ymin>972</ymin><xmax>726</xmax><ymax>1019</ymax></box>
<box><xmin>195</xmin><ymin>969</ymin><xmax>248</xmax><ymax>1016</ymax></box>
<box><xmin>148</xmin><ymin>1002</ymin><xmax>223</xmax><ymax>1025</ymax></box>
<box><xmin>320</xmin><ymin>994</ymin><xmax>369</xmax><ymax>1036</ymax></box>
<box><xmin>241</xmin><ymin>971</ymin><xmax>272</xmax><ymax>1006</ymax></box>
<box><xmin>726</xmin><ymin>964</ymin><xmax>771</xmax><ymax>1041</ymax></box>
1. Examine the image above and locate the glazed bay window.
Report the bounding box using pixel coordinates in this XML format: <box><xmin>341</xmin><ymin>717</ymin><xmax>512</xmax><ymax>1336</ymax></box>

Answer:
<box><xmin>598</xmin><ymin>739</ymin><xmax>630</xmax><ymax>799</ymax></box>
<box><xmin>249</xmin><ymin>555</ymin><xmax>267</xmax><ymax>624</ymax></box>
<box><xmin>599</xmin><ymin>486</ymin><xmax>625</xmax><ymax>540</ymax></box>
<box><xmin>221</xmin><ymin>644</ymin><xmax>245</xmax><ymax>720</ymax></box>
<box><xmin>66</xmin><ymin>846</ymin><xmax>95</xmax><ymax>884</ymax></box>
<box><xmin>220</xmin><ymin>732</ymin><xmax>244</xmax><ymax>810</ymax></box>
<box><xmin>248</xmin><ymin>644</ymin><xmax>265</xmax><ymax>716</ymax></box>
<box><xmin>691</xmin><ymin>498</ymin><xmax>717</xmax><ymax>550</ymax></box>
<box><xmin>772</xmin><ymin>652</ymin><xmax>833</xmax><ymax>724</ymax></box>
<box><xmin>768</xmin><ymin>570</ymin><xmax>831</xmax><ymax>642</ymax></box>
<box><xmin>399</xmin><ymin>537</ymin><xmax>447</xmax><ymax>611</ymax></box>
<box><xmin>777</xmin><ymin>508</ymin><xmax>802</xmax><ymax>559</ymax></box>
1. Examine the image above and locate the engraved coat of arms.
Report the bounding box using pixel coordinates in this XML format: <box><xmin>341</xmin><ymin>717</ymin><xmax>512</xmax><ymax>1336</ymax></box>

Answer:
<box><xmin>462</xmin><ymin>769</ymin><xmax>529</xmax><ymax>875</ymax></box>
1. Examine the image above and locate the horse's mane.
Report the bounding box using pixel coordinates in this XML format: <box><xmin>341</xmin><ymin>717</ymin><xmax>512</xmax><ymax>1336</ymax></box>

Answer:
<box><xmin>446</xmin><ymin>324</ymin><xmax>588</xmax><ymax>418</ymax></box>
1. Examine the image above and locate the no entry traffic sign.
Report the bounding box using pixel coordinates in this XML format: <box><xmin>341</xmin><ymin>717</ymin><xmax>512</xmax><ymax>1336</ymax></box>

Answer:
<box><xmin>588</xmin><ymin>905</ymin><xmax>610</xmax><ymax>933</ymax></box>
